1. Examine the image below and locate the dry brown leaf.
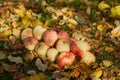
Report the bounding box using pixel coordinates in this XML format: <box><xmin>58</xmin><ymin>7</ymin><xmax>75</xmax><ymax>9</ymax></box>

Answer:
<box><xmin>0</xmin><ymin>66</ymin><xmax>4</xmax><ymax>73</ymax></box>
<box><xmin>7</xmin><ymin>55</ymin><xmax>23</xmax><ymax>64</ymax></box>
<box><xmin>24</xmin><ymin>53</ymin><xmax>35</xmax><ymax>62</ymax></box>
<box><xmin>102</xmin><ymin>60</ymin><xmax>113</xmax><ymax>67</ymax></box>
<box><xmin>35</xmin><ymin>58</ymin><xmax>47</xmax><ymax>72</ymax></box>
<box><xmin>2</xmin><ymin>63</ymin><xmax>16</xmax><ymax>72</ymax></box>
<box><xmin>86</xmin><ymin>6</ymin><xmax>91</xmax><ymax>15</ymax></box>
<box><xmin>27</xmin><ymin>70</ymin><xmax>37</xmax><ymax>75</ymax></box>
<box><xmin>113</xmin><ymin>52</ymin><xmax>120</xmax><ymax>58</ymax></box>
<box><xmin>105</xmin><ymin>46</ymin><xmax>114</xmax><ymax>52</ymax></box>
<box><xmin>0</xmin><ymin>34</ymin><xmax>9</xmax><ymax>41</ymax></box>
<box><xmin>0</xmin><ymin>51</ymin><xmax>6</xmax><ymax>60</ymax></box>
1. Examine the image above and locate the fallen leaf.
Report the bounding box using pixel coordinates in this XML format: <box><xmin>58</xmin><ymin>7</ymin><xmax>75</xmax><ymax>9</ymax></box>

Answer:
<box><xmin>97</xmin><ymin>24</ymin><xmax>104</xmax><ymax>31</ymax></box>
<box><xmin>13</xmin><ymin>4</ymin><xmax>25</xmax><ymax>17</ymax></box>
<box><xmin>111</xmin><ymin>26</ymin><xmax>120</xmax><ymax>37</ymax></box>
<box><xmin>72</xmin><ymin>31</ymin><xmax>85</xmax><ymax>40</ymax></box>
<box><xmin>21</xmin><ymin>16</ymin><xmax>31</xmax><ymax>26</ymax></box>
<box><xmin>0</xmin><ymin>51</ymin><xmax>6</xmax><ymax>60</ymax></box>
<box><xmin>105</xmin><ymin>46</ymin><xmax>114</xmax><ymax>52</ymax></box>
<box><xmin>102</xmin><ymin>60</ymin><xmax>113</xmax><ymax>67</ymax></box>
<box><xmin>67</xmin><ymin>23</ymin><xmax>76</xmax><ymax>30</ymax></box>
<box><xmin>24</xmin><ymin>53</ymin><xmax>35</xmax><ymax>63</ymax></box>
<box><xmin>3</xmin><ymin>29</ymin><xmax>12</xmax><ymax>36</ymax></box>
<box><xmin>56</xmin><ymin>77</ymin><xmax>69</xmax><ymax>80</ymax></box>
<box><xmin>35</xmin><ymin>58</ymin><xmax>47</xmax><ymax>72</ymax></box>
<box><xmin>92</xmin><ymin>69</ymin><xmax>103</xmax><ymax>78</ymax></box>
<box><xmin>20</xmin><ymin>73</ymin><xmax>46</xmax><ymax>80</ymax></box>
<box><xmin>0</xmin><ymin>66</ymin><xmax>4</xmax><ymax>73</ymax></box>
<box><xmin>7</xmin><ymin>55</ymin><xmax>23</xmax><ymax>64</ymax></box>
<box><xmin>110</xmin><ymin>5</ymin><xmax>120</xmax><ymax>18</ymax></box>
<box><xmin>27</xmin><ymin>70</ymin><xmax>37</xmax><ymax>75</ymax></box>
<box><xmin>2</xmin><ymin>63</ymin><xmax>16</xmax><ymax>72</ymax></box>
<box><xmin>98</xmin><ymin>1</ymin><xmax>110</xmax><ymax>10</ymax></box>
<box><xmin>0</xmin><ymin>34</ymin><xmax>9</xmax><ymax>41</ymax></box>
<box><xmin>86</xmin><ymin>6</ymin><xmax>91</xmax><ymax>15</ymax></box>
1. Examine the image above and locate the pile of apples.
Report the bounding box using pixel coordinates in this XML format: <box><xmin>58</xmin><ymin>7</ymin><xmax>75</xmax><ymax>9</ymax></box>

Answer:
<box><xmin>21</xmin><ymin>25</ymin><xmax>96</xmax><ymax>68</ymax></box>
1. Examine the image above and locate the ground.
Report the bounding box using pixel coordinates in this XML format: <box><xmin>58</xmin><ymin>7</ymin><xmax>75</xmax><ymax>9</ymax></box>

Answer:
<box><xmin>0</xmin><ymin>0</ymin><xmax>120</xmax><ymax>80</ymax></box>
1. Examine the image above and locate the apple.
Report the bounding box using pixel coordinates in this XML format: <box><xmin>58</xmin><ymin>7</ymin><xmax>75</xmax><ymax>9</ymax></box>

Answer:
<box><xmin>70</xmin><ymin>40</ymin><xmax>90</xmax><ymax>56</ymax></box>
<box><xmin>75</xmin><ymin>40</ymin><xmax>90</xmax><ymax>52</ymax></box>
<box><xmin>56</xmin><ymin>38</ymin><xmax>70</xmax><ymax>52</ymax></box>
<box><xmin>58</xmin><ymin>31</ymin><xmax>69</xmax><ymax>39</ymax></box>
<box><xmin>21</xmin><ymin>28</ymin><xmax>33</xmax><ymax>40</ymax></box>
<box><xmin>23</xmin><ymin>37</ymin><xmax>38</xmax><ymax>50</ymax></box>
<box><xmin>81</xmin><ymin>52</ymin><xmax>96</xmax><ymax>65</ymax></box>
<box><xmin>57</xmin><ymin>52</ymin><xmax>75</xmax><ymax>68</ymax></box>
<box><xmin>33</xmin><ymin>25</ymin><xmax>46</xmax><ymax>40</ymax></box>
<box><xmin>43</xmin><ymin>29</ymin><xmax>58</xmax><ymax>46</ymax></box>
<box><xmin>46</xmin><ymin>48</ymin><xmax>59</xmax><ymax>61</ymax></box>
<box><xmin>35</xmin><ymin>42</ymin><xmax>49</xmax><ymax>59</ymax></box>
<box><xmin>70</xmin><ymin>42</ymin><xmax>83</xmax><ymax>56</ymax></box>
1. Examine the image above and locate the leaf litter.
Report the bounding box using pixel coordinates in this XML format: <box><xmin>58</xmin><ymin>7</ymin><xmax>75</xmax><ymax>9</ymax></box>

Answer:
<box><xmin>0</xmin><ymin>0</ymin><xmax>120</xmax><ymax>80</ymax></box>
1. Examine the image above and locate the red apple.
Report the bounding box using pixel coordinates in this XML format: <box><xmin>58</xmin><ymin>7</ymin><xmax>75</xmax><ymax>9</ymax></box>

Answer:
<box><xmin>75</xmin><ymin>40</ymin><xmax>90</xmax><ymax>52</ymax></box>
<box><xmin>81</xmin><ymin>52</ymin><xmax>96</xmax><ymax>65</ymax></box>
<box><xmin>70</xmin><ymin>40</ymin><xmax>91</xmax><ymax>56</ymax></box>
<box><xmin>58</xmin><ymin>31</ymin><xmax>69</xmax><ymax>39</ymax></box>
<box><xmin>23</xmin><ymin>37</ymin><xmax>38</xmax><ymax>50</ymax></box>
<box><xmin>33</xmin><ymin>25</ymin><xmax>46</xmax><ymax>40</ymax></box>
<box><xmin>57</xmin><ymin>52</ymin><xmax>75</xmax><ymax>68</ymax></box>
<box><xmin>46</xmin><ymin>48</ymin><xmax>59</xmax><ymax>61</ymax></box>
<box><xmin>70</xmin><ymin>42</ymin><xmax>83</xmax><ymax>56</ymax></box>
<box><xmin>43</xmin><ymin>29</ymin><xmax>58</xmax><ymax>46</ymax></box>
<box><xmin>35</xmin><ymin>42</ymin><xmax>49</xmax><ymax>59</ymax></box>
<box><xmin>21</xmin><ymin>28</ymin><xmax>33</xmax><ymax>40</ymax></box>
<box><xmin>56</xmin><ymin>38</ymin><xmax>70</xmax><ymax>52</ymax></box>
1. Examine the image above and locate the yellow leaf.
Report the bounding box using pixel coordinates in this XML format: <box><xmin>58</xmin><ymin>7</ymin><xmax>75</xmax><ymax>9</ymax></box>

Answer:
<box><xmin>20</xmin><ymin>73</ymin><xmax>46</xmax><ymax>80</ymax></box>
<box><xmin>38</xmin><ymin>73</ymin><xmax>46</xmax><ymax>80</ymax></box>
<box><xmin>98</xmin><ymin>1</ymin><xmax>110</xmax><ymax>10</ymax></box>
<box><xmin>105</xmin><ymin>46</ymin><xmax>114</xmax><ymax>52</ymax></box>
<box><xmin>44</xmin><ymin>19</ymin><xmax>50</xmax><ymax>27</ymax></box>
<box><xmin>97</xmin><ymin>24</ymin><xmax>104</xmax><ymax>31</ymax></box>
<box><xmin>22</xmin><ymin>16</ymin><xmax>30</xmax><ymax>26</ymax></box>
<box><xmin>67</xmin><ymin>23</ymin><xmax>76</xmax><ymax>30</ymax></box>
<box><xmin>110</xmin><ymin>5</ymin><xmax>120</xmax><ymax>18</ymax></box>
<box><xmin>32</xmin><ymin>19</ymin><xmax>43</xmax><ymax>27</ymax></box>
<box><xmin>2</xmin><ymin>10</ymin><xmax>10</xmax><ymax>18</ymax></box>
<box><xmin>92</xmin><ymin>69</ymin><xmax>103</xmax><ymax>78</ymax></box>
<box><xmin>26</xmin><ymin>10</ymin><xmax>33</xmax><ymax>19</ymax></box>
<box><xmin>3</xmin><ymin>30</ymin><xmax>12</xmax><ymax>36</ymax></box>
<box><xmin>14</xmin><ymin>9</ymin><xmax>25</xmax><ymax>17</ymax></box>
<box><xmin>13</xmin><ymin>4</ymin><xmax>25</xmax><ymax>17</ymax></box>
<box><xmin>18</xmin><ymin>4</ymin><xmax>25</xmax><ymax>11</ymax></box>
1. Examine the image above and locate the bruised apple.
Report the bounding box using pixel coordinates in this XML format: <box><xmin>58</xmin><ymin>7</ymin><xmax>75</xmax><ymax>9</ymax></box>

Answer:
<box><xmin>33</xmin><ymin>25</ymin><xmax>46</xmax><ymax>40</ymax></box>
<box><xmin>57</xmin><ymin>52</ymin><xmax>75</xmax><ymax>68</ymax></box>
<box><xmin>21</xmin><ymin>28</ymin><xmax>33</xmax><ymax>40</ymax></box>
<box><xmin>43</xmin><ymin>29</ymin><xmax>58</xmax><ymax>46</ymax></box>
<box><xmin>35</xmin><ymin>42</ymin><xmax>49</xmax><ymax>58</ymax></box>
<box><xmin>56</xmin><ymin>38</ymin><xmax>70</xmax><ymax>52</ymax></box>
<box><xmin>23</xmin><ymin>37</ymin><xmax>38</xmax><ymax>50</ymax></box>
<box><xmin>70</xmin><ymin>40</ymin><xmax>90</xmax><ymax>56</ymax></box>
<box><xmin>81</xmin><ymin>52</ymin><xmax>96</xmax><ymax>65</ymax></box>
<box><xmin>58</xmin><ymin>31</ymin><xmax>69</xmax><ymax>39</ymax></box>
<box><xmin>46</xmin><ymin>48</ymin><xmax>59</xmax><ymax>61</ymax></box>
